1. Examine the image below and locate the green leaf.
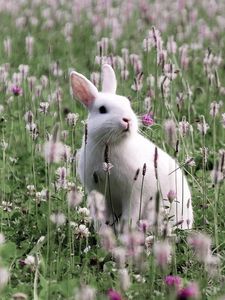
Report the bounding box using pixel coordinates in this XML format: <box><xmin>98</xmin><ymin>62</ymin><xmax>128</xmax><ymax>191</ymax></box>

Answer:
<box><xmin>0</xmin><ymin>241</ymin><xmax>17</xmax><ymax>262</ymax></box>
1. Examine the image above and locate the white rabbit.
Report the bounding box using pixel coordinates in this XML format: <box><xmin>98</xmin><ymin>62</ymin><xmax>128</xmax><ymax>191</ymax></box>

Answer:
<box><xmin>70</xmin><ymin>64</ymin><xmax>193</xmax><ymax>231</ymax></box>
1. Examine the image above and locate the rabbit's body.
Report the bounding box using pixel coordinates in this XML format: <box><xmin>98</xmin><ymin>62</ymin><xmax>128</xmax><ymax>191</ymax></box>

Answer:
<box><xmin>79</xmin><ymin>122</ymin><xmax>192</xmax><ymax>229</ymax></box>
<box><xmin>71</xmin><ymin>65</ymin><xmax>193</xmax><ymax>230</ymax></box>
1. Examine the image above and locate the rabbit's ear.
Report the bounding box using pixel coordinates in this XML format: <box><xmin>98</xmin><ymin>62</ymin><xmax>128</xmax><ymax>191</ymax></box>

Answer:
<box><xmin>102</xmin><ymin>64</ymin><xmax>117</xmax><ymax>94</ymax></box>
<box><xmin>70</xmin><ymin>71</ymin><xmax>98</xmax><ymax>108</ymax></box>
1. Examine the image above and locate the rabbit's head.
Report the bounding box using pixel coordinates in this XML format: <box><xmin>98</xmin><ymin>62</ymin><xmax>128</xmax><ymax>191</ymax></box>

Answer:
<box><xmin>70</xmin><ymin>64</ymin><xmax>138</xmax><ymax>144</ymax></box>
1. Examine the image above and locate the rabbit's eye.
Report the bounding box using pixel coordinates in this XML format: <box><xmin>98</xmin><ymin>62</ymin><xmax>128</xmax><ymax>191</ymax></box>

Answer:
<box><xmin>99</xmin><ymin>106</ymin><xmax>107</xmax><ymax>114</ymax></box>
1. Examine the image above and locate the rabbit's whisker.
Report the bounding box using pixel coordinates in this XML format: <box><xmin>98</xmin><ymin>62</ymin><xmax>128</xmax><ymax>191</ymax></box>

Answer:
<box><xmin>90</xmin><ymin>128</ymin><xmax>115</xmax><ymax>153</ymax></box>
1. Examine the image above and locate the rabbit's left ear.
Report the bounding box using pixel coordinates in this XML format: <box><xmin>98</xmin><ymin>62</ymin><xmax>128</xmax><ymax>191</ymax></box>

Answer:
<box><xmin>102</xmin><ymin>64</ymin><xmax>117</xmax><ymax>94</ymax></box>
<box><xmin>70</xmin><ymin>71</ymin><xmax>98</xmax><ymax>108</ymax></box>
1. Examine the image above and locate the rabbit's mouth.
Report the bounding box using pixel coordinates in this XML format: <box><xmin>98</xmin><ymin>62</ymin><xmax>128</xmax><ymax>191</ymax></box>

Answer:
<box><xmin>123</xmin><ymin>123</ymin><xmax>130</xmax><ymax>132</ymax></box>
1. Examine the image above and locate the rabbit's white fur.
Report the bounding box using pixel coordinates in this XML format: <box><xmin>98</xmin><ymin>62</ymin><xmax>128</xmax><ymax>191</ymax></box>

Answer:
<box><xmin>70</xmin><ymin>64</ymin><xmax>193</xmax><ymax>230</ymax></box>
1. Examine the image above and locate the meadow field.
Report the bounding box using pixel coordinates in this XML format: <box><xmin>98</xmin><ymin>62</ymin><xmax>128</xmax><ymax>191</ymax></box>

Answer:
<box><xmin>0</xmin><ymin>0</ymin><xmax>225</xmax><ymax>299</ymax></box>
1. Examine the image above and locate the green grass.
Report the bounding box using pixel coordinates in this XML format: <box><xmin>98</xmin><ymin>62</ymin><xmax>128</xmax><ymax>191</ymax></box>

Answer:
<box><xmin>0</xmin><ymin>1</ymin><xmax>225</xmax><ymax>299</ymax></box>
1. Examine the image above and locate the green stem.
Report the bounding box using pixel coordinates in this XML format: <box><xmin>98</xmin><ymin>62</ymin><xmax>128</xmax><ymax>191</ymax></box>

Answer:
<box><xmin>138</xmin><ymin>175</ymin><xmax>145</xmax><ymax>221</ymax></box>
<box><xmin>201</xmin><ymin>134</ymin><xmax>206</xmax><ymax>229</ymax></box>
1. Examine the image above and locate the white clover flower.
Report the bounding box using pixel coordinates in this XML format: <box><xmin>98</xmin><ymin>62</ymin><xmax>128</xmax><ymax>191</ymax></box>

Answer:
<box><xmin>75</xmin><ymin>224</ymin><xmax>90</xmax><ymax>239</ymax></box>
<box><xmin>26</xmin><ymin>122</ymin><xmax>37</xmax><ymax>133</ymax></box>
<box><xmin>0</xmin><ymin>267</ymin><xmax>9</xmax><ymax>288</ymax></box>
<box><xmin>35</xmin><ymin>189</ymin><xmax>48</xmax><ymax>202</ymax></box>
<box><xmin>87</xmin><ymin>190</ymin><xmax>105</xmax><ymax>221</ymax></box>
<box><xmin>222</xmin><ymin>113</ymin><xmax>225</xmax><ymax>128</ymax></box>
<box><xmin>185</xmin><ymin>157</ymin><xmax>196</xmax><ymax>167</ymax></box>
<box><xmin>9</xmin><ymin>157</ymin><xmax>18</xmax><ymax>164</ymax></box>
<box><xmin>77</xmin><ymin>207</ymin><xmax>90</xmax><ymax>217</ymax></box>
<box><xmin>0</xmin><ymin>105</ymin><xmax>4</xmax><ymax>114</ymax></box>
<box><xmin>0</xmin><ymin>233</ymin><xmax>5</xmax><ymax>245</ymax></box>
<box><xmin>70</xmin><ymin>221</ymin><xmax>78</xmax><ymax>228</ymax></box>
<box><xmin>112</xmin><ymin>247</ymin><xmax>126</xmax><ymax>268</ymax></box>
<box><xmin>27</xmin><ymin>185</ymin><xmax>36</xmax><ymax>195</ymax></box>
<box><xmin>77</xmin><ymin>207</ymin><xmax>91</xmax><ymax>223</ymax></box>
<box><xmin>67</xmin><ymin>186</ymin><xmax>83</xmax><ymax>208</ymax></box>
<box><xmin>1</xmin><ymin>201</ymin><xmax>13</xmax><ymax>212</ymax></box>
<box><xmin>133</xmin><ymin>274</ymin><xmax>146</xmax><ymax>283</ymax></box>
<box><xmin>66</xmin><ymin>112</ymin><xmax>79</xmax><ymax>126</ymax></box>
<box><xmin>1</xmin><ymin>140</ymin><xmax>8</xmax><ymax>150</ymax></box>
<box><xmin>83</xmin><ymin>246</ymin><xmax>91</xmax><ymax>253</ymax></box>
<box><xmin>197</xmin><ymin>116</ymin><xmax>209</xmax><ymax>135</ymax></box>
<box><xmin>24</xmin><ymin>255</ymin><xmax>36</xmax><ymax>266</ymax></box>
<box><xmin>145</xmin><ymin>235</ymin><xmax>154</xmax><ymax>255</ymax></box>
<box><xmin>24</xmin><ymin>255</ymin><xmax>40</xmax><ymax>270</ymax></box>
<box><xmin>67</xmin><ymin>181</ymin><xmax>76</xmax><ymax>189</ymax></box>
<box><xmin>74</xmin><ymin>285</ymin><xmax>96</xmax><ymax>300</ymax></box>
<box><xmin>27</xmin><ymin>185</ymin><xmax>35</xmax><ymax>191</ymax></box>
<box><xmin>39</xmin><ymin>102</ymin><xmax>49</xmax><ymax>114</ymax></box>
<box><xmin>119</xmin><ymin>268</ymin><xmax>130</xmax><ymax>291</ymax></box>
<box><xmin>50</xmin><ymin>213</ymin><xmax>66</xmax><ymax>226</ymax></box>
<box><xmin>12</xmin><ymin>292</ymin><xmax>28</xmax><ymax>300</ymax></box>
<box><xmin>179</xmin><ymin>119</ymin><xmax>190</xmax><ymax>136</ymax></box>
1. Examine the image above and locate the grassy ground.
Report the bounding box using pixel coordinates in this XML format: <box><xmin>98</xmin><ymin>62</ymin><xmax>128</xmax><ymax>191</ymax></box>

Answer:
<box><xmin>0</xmin><ymin>0</ymin><xmax>225</xmax><ymax>299</ymax></box>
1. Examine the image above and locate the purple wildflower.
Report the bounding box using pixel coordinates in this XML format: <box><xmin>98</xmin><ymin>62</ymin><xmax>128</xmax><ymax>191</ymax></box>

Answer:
<box><xmin>165</xmin><ymin>275</ymin><xmax>182</xmax><ymax>289</ymax></box>
<box><xmin>177</xmin><ymin>282</ymin><xmax>199</xmax><ymax>300</ymax></box>
<box><xmin>210</xmin><ymin>101</ymin><xmax>221</xmax><ymax>117</ymax></box>
<box><xmin>153</xmin><ymin>240</ymin><xmax>172</xmax><ymax>269</ymax></box>
<box><xmin>167</xmin><ymin>190</ymin><xmax>176</xmax><ymax>203</ymax></box>
<box><xmin>187</xmin><ymin>232</ymin><xmax>211</xmax><ymax>263</ymax></box>
<box><xmin>120</xmin><ymin>231</ymin><xmax>144</xmax><ymax>258</ymax></box>
<box><xmin>164</xmin><ymin>119</ymin><xmax>177</xmax><ymax>148</ymax></box>
<box><xmin>43</xmin><ymin>139</ymin><xmax>65</xmax><ymax>164</ymax></box>
<box><xmin>12</xmin><ymin>85</ymin><xmax>22</xmax><ymax>96</ymax></box>
<box><xmin>138</xmin><ymin>219</ymin><xmax>150</xmax><ymax>233</ymax></box>
<box><xmin>107</xmin><ymin>289</ymin><xmax>122</xmax><ymax>300</ymax></box>
<box><xmin>142</xmin><ymin>113</ymin><xmax>154</xmax><ymax>126</ymax></box>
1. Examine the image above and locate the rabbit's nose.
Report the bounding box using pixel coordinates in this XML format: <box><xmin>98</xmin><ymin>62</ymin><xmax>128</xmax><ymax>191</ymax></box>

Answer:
<box><xmin>122</xmin><ymin>117</ymin><xmax>130</xmax><ymax>123</ymax></box>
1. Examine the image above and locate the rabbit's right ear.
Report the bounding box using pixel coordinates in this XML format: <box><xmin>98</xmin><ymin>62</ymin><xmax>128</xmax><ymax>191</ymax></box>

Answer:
<box><xmin>70</xmin><ymin>71</ymin><xmax>98</xmax><ymax>108</ymax></box>
<box><xmin>102</xmin><ymin>64</ymin><xmax>117</xmax><ymax>94</ymax></box>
